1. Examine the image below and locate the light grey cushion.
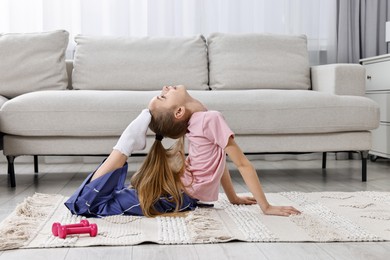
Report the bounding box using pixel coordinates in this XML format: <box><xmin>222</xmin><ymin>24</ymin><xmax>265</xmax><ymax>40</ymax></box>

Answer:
<box><xmin>72</xmin><ymin>35</ymin><xmax>209</xmax><ymax>91</ymax></box>
<box><xmin>189</xmin><ymin>90</ymin><xmax>379</xmax><ymax>134</ymax></box>
<box><xmin>0</xmin><ymin>90</ymin><xmax>158</xmax><ymax>136</ymax></box>
<box><xmin>0</xmin><ymin>89</ymin><xmax>379</xmax><ymax>137</ymax></box>
<box><xmin>0</xmin><ymin>30</ymin><xmax>69</xmax><ymax>98</ymax></box>
<box><xmin>207</xmin><ymin>33</ymin><xmax>311</xmax><ymax>90</ymax></box>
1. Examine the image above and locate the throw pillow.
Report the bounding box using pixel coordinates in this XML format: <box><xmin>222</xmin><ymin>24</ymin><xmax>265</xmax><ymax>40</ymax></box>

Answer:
<box><xmin>72</xmin><ymin>35</ymin><xmax>209</xmax><ymax>91</ymax></box>
<box><xmin>207</xmin><ymin>33</ymin><xmax>311</xmax><ymax>90</ymax></box>
<box><xmin>0</xmin><ymin>30</ymin><xmax>69</xmax><ymax>98</ymax></box>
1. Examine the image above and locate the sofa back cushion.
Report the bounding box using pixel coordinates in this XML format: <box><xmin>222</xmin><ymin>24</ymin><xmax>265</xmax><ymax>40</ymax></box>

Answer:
<box><xmin>72</xmin><ymin>35</ymin><xmax>209</xmax><ymax>91</ymax></box>
<box><xmin>207</xmin><ymin>33</ymin><xmax>311</xmax><ymax>90</ymax></box>
<box><xmin>0</xmin><ymin>30</ymin><xmax>69</xmax><ymax>98</ymax></box>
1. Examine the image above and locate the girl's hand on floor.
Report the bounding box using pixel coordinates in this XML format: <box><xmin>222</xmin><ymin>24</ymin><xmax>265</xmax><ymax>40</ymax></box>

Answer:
<box><xmin>229</xmin><ymin>196</ymin><xmax>257</xmax><ymax>205</ymax></box>
<box><xmin>263</xmin><ymin>205</ymin><xmax>301</xmax><ymax>217</ymax></box>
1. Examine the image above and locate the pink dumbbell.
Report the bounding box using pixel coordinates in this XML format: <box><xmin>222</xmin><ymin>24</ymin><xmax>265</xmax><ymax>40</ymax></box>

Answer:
<box><xmin>58</xmin><ymin>223</ymin><xmax>98</xmax><ymax>239</ymax></box>
<box><xmin>52</xmin><ymin>220</ymin><xmax>90</xmax><ymax>236</ymax></box>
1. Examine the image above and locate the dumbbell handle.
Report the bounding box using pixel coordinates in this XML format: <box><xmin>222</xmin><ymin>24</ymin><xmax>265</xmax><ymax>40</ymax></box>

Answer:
<box><xmin>52</xmin><ymin>220</ymin><xmax>90</xmax><ymax>236</ymax></box>
<box><xmin>58</xmin><ymin>224</ymin><xmax>98</xmax><ymax>239</ymax></box>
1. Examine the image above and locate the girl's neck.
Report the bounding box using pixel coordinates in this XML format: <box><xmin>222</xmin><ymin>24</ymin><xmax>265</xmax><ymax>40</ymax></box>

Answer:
<box><xmin>186</xmin><ymin>98</ymin><xmax>207</xmax><ymax>115</ymax></box>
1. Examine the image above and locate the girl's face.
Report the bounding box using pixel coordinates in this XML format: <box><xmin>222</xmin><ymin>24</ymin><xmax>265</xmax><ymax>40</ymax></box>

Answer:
<box><xmin>148</xmin><ymin>85</ymin><xmax>188</xmax><ymax>112</ymax></box>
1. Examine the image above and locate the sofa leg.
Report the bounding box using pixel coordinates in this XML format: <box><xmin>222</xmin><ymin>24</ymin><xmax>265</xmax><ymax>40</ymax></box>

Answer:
<box><xmin>322</xmin><ymin>152</ymin><xmax>327</xmax><ymax>169</ymax></box>
<box><xmin>34</xmin><ymin>155</ymin><xmax>39</xmax><ymax>173</ymax></box>
<box><xmin>6</xmin><ymin>156</ymin><xmax>16</xmax><ymax>188</ymax></box>
<box><xmin>361</xmin><ymin>151</ymin><xmax>368</xmax><ymax>182</ymax></box>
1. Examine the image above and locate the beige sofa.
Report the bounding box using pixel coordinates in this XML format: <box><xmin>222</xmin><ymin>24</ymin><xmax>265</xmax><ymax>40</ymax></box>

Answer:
<box><xmin>0</xmin><ymin>30</ymin><xmax>379</xmax><ymax>187</ymax></box>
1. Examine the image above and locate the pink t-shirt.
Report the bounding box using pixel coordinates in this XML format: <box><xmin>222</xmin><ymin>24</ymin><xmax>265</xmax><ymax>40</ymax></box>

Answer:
<box><xmin>181</xmin><ymin>111</ymin><xmax>234</xmax><ymax>202</ymax></box>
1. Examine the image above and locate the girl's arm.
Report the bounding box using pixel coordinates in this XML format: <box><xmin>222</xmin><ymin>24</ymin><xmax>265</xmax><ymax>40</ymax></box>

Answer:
<box><xmin>221</xmin><ymin>165</ymin><xmax>257</xmax><ymax>205</ymax></box>
<box><xmin>224</xmin><ymin>136</ymin><xmax>300</xmax><ymax>216</ymax></box>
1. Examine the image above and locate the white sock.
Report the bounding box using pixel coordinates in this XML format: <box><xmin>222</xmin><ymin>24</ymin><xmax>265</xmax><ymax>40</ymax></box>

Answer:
<box><xmin>113</xmin><ymin>109</ymin><xmax>151</xmax><ymax>156</ymax></box>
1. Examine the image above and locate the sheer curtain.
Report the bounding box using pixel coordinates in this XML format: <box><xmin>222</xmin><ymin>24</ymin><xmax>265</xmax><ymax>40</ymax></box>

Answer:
<box><xmin>0</xmin><ymin>0</ymin><xmax>337</xmax><ymax>64</ymax></box>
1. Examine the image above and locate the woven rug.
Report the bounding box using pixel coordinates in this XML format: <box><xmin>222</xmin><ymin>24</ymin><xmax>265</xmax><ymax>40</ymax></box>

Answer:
<box><xmin>1</xmin><ymin>191</ymin><xmax>390</xmax><ymax>251</ymax></box>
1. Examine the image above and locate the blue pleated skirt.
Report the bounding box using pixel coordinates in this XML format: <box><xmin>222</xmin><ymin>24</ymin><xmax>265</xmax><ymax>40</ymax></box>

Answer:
<box><xmin>64</xmin><ymin>161</ymin><xmax>198</xmax><ymax>217</ymax></box>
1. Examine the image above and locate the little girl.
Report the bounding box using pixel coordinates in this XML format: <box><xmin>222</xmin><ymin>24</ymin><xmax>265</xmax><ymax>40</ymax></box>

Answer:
<box><xmin>148</xmin><ymin>85</ymin><xmax>300</xmax><ymax>216</ymax></box>
<box><xmin>65</xmin><ymin>85</ymin><xmax>300</xmax><ymax>217</ymax></box>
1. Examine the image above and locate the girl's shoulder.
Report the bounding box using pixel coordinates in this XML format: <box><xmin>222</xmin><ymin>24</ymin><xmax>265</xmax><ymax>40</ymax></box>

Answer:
<box><xmin>189</xmin><ymin>110</ymin><xmax>226</xmax><ymax>128</ymax></box>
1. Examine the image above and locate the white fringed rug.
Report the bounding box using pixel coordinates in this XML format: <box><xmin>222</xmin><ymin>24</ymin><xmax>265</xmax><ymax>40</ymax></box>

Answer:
<box><xmin>1</xmin><ymin>191</ymin><xmax>390</xmax><ymax>251</ymax></box>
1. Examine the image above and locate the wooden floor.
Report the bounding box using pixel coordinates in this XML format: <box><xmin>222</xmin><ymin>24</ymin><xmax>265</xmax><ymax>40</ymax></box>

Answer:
<box><xmin>0</xmin><ymin>155</ymin><xmax>389</xmax><ymax>260</ymax></box>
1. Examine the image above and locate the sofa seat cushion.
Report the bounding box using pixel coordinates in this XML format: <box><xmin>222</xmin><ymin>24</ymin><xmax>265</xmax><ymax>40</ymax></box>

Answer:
<box><xmin>0</xmin><ymin>90</ymin><xmax>159</xmax><ymax>136</ymax></box>
<box><xmin>190</xmin><ymin>90</ymin><xmax>379</xmax><ymax>134</ymax></box>
<box><xmin>0</xmin><ymin>90</ymin><xmax>379</xmax><ymax>137</ymax></box>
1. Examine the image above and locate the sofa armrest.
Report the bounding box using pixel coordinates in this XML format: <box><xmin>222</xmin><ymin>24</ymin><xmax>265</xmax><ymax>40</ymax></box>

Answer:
<box><xmin>311</xmin><ymin>64</ymin><xmax>366</xmax><ymax>96</ymax></box>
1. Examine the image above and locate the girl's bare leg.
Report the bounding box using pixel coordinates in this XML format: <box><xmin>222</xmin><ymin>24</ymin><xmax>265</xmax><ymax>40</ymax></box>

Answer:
<box><xmin>91</xmin><ymin>109</ymin><xmax>151</xmax><ymax>181</ymax></box>
<box><xmin>91</xmin><ymin>150</ymin><xmax>127</xmax><ymax>181</ymax></box>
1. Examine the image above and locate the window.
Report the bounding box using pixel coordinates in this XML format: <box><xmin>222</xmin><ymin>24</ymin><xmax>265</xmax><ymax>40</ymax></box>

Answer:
<box><xmin>0</xmin><ymin>0</ymin><xmax>337</xmax><ymax>64</ymax></box>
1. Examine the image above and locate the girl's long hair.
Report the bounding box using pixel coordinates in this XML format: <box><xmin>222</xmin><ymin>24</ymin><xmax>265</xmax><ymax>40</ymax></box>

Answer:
<box><xmin>130</xmin><ymin>104</ymin><xmax>190</xmax><ymax>217</ymax></box>
<box><xmin>130</xmin><ymin>137</ymin><xmax>187</xmax><ymax>217</ymax></box>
